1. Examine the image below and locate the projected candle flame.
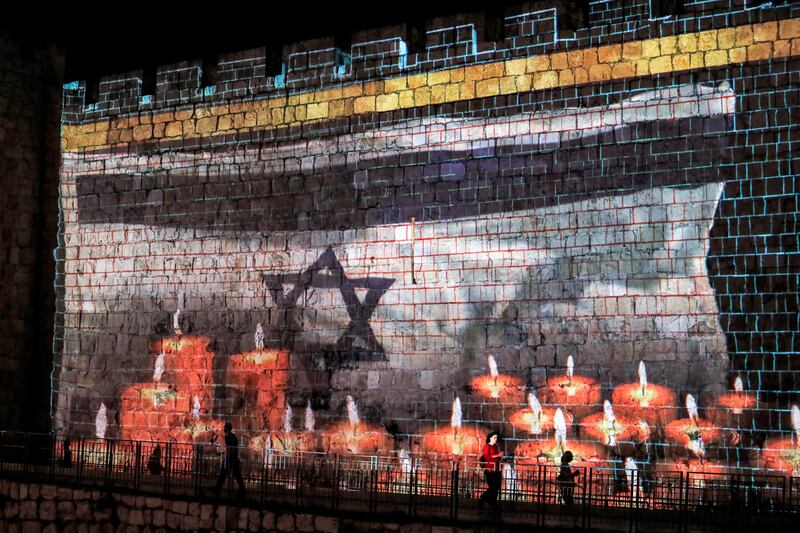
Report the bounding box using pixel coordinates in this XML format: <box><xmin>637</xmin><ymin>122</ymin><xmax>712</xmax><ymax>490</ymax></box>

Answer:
<box><xmin>451</xmin><ymin>397</ymin><xmax>462</xmax><ymax>430</ymax></box>
<box><xmin>191</xmin><ymin>395</ymin><xmax>200</xmax><ymax>419</ymax></box>
<box><xmin>305</xmin><ymin>400</ymin><xmax>315</xmax><ymax>432</ymax></box>
<box><xmin>554</xmin><ymin>408</ymin><xmax>567</xmax><ymax>450</ymax></box>
<box><xmin>283</xmin><ymin>403</ymin><xmax>293</xmax><ymax>433</ymax></box>
<box><xmin>625</xmin><ymin>457</ymin><xmax>638</xmax><ymax>489</ymax></box>
<box><xmin>172</xmin><ymin>309</ymin><xmax>182</xmax><ymax>335</ymax></box>
<box><xmin>686</xmin><ymin>394</ymin><xmax>699</xmax><ymax>424</ymax></box>
<box><xmin>602</xmin><ymin>400</ymin><xmax>619</xmax><ymax>445</ymax></box>
<box><xmin>528</xmin><ymin>392</ymin><xmax>542</xmax><ymax>434</ymax></box>
<box><xmin>254</xmin><ymin>322</ymin><xmax>265</xmax><ymax>350</ymax></box>
<box><xmin>488</xmin><ymin>355</ymin><xmax>498</xmax><ymax>379</ymax></box>
<box><xmin>153</xmin><ymin>350</ymin><xmax>165</xmax><ymax>383</ymax></box>
<box><xmin>638</xmin><ymin>361</ymin><xmax>647</xmax><ymax>397</ymax></box>
<box><xmin>346</xmin><ymin>395</ymin><xmax>359</xmax><ymax>428</ymax></box>
<box><xmin>603</xmin><ymin>400</ymin><xmax>616</xmax><ymax>424</ymax></box>
<box><xmin>566</xmin><ymin>355</ymin><xmax>574</xmax><ymax>384</ymax></box>
<box><xmin>95</xmin><ymin>403</ymin><xmax>107</xmax><ymax>439</ymax></box>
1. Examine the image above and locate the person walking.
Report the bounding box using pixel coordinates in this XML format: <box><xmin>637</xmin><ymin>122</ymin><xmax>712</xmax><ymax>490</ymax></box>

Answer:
<box><xmin>212</xmin><ymin>422</ymin><xmax>246</xmax><ymax>498</ymax></box>
<box><xmin>147</xmin><ymin>444</ymin><xmax>163</xmax><ymax>475</ymax></box>
<box><xmin>557</xmin><ymin>450</ymin><xmax>580</xmax><ymax>505</ymax></box>
<box><xmin>479</xmin><ymin>431</ymin><xmax>504</xmax><ymax>511</ymax></box>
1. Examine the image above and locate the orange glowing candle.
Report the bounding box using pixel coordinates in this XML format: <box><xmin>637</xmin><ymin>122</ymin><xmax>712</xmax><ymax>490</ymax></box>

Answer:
<box><xmin>664</xmin><ymin>394</ymin><xmax>722</xmax><ymax>459</ymax></box>
<box><xmin>509</xmin><ymin>392</ymin><xmax>562</xmax><ymax>435</ymax></box>
<box><xmin>611</xmin><ymin>361</ymin><xmax>678</xmax><ymax>426</ymax></box>
<box><xmin>540</xmin><ymin>355</ymin><xmax>601</xmax><ymax>419</ymax></box>
<box><xmin>469</xmin><ymin>355</ymin><xmax>524</xmax><ymax>403</ymax></box>
<box><xmin>580</xmin><ymin>400</ymin><xmax>648</xmax><ymax>451</ymax></box>
<box><xmin>759</xmin><ymin>405</ymin><xmax>800</xmax><ymax>477</ymax></box>
<box><xmin>707</xmin><ymin>376</ymin><xmax>762</xmax><ymax>430</ymax></box>
<box><xmin>515</xmin><ymin>408</ymin><xmax>608</xmax><ymax>468</ymax></box>
<box><xmin>325</xmin><ymin>395</ymin><xmax>392</xmax><ymax>455</ymax></box>
<box><xmin>418</xmin><ymin>397</ymin><xmax>487</xmax><ymax>462</ymax></box>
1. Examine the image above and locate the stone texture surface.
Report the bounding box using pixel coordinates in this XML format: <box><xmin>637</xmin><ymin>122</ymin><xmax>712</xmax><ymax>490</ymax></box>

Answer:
<box><xmin>47</xmin><ymin>0</ymin><xmax>800</xmax><ymax>472</ymax></box>
<box><xmin>1</xmin><ymin>480</ymin><xmax>441</xmax><ymax>532</ymax></box>
<box><xmin>0</xmin><ymin>30</ymin><xmax>62</xmax><ymax>432</ymax></box>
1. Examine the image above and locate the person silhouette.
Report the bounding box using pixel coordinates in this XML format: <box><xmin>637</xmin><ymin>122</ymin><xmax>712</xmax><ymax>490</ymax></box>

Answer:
<box><xmin>147</xmin><ymin>444</ymin><xmax>163</xmax><ymax>475</ymax></box>
<box><xmin>60</xmin><ymin>438</ymin><xmax>73</xmax><ymax>468</ymax></box>
<box><xmin>557</xmin><ymin>450</ymin><xmax>580</xmax><ymax>505</ymax></box>
<box><xmin>212</xmin><ymin>422</ymin><xmax>245</xmax><ymax>498</ymax></box>
<box><xmin>479</xmin><ymin>431</ymin><xmax>504</xmax><ymax>511</ymax></box>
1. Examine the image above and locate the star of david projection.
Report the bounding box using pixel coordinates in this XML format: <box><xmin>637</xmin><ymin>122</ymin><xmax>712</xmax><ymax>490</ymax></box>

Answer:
<box><xmin>261</xmin><ymin>248</ymin><xmax>394</xmax><ymax>363</ymax></box>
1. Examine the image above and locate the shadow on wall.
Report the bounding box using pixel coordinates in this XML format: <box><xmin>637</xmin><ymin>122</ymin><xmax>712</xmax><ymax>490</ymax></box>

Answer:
<box><xmin>74</xmin><ymin>115</ymin><xmax>732</xmax><ymax>234</ymax></box>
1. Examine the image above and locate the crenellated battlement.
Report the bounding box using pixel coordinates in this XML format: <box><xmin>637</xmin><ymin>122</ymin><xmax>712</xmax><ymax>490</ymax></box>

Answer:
<box><xmin>61</xmin><ymin>0</ymin><xmax>794</xmax><ymax>123</ymax></box>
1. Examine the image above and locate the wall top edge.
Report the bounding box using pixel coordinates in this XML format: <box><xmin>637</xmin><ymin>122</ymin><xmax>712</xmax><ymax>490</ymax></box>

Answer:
<box><xmin>60</xmin><ymin>0</ymin><xmax>797</xmax><ymax>126</ymax></box>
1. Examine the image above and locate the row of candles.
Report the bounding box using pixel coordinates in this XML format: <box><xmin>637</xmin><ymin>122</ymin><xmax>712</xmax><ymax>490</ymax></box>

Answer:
<box><xmin>84</xmin><ymin>317</ymin><xmax>800</xmax><ymax>478</ymax></box>
<box><xmin>466</xmin><ymin>354</ymin><xmax>800</xmax><ymax>477</ymax></box>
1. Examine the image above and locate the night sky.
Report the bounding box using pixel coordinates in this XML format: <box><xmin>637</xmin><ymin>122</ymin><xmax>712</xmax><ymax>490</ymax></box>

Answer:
<box><xmin>7</xmin><ymin>2</ymin><xmax>518</xmax><ymax>81</ymax></box>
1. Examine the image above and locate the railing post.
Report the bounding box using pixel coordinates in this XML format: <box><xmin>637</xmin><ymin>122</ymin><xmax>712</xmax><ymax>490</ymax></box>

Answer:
<box><xmin>104</xmin><ymin>439</ymin><xmax>114</xmax><ymax>487</ymax></box>
<box><xmin>729</xmin><ymin>473</ymin><xmax>738</xmax><ymax>532</ymax></box>
<box><xmin>369</xmin><ymin>456</ymin><xmax>378</xmax><ymax>514</ymax></box>
<box><xmin>781</xmin><ymin>474</ymin><xmax>787</xmax><ymax>512</ymax></box>
<box><xmin>260</xmin><ymin>462</ymin><xmax>267</xmax><ymax>506</ymax></box>
<box><xmin>535</xmin><ymin>464</ymin><xmax>544</xmax><ymax>527</ymax></box>
<box><xmin>163</xmin><ymin>442</ymin><xmax>171</xmax><ymax>496</ymax></box>
<box><xmin>450</xmin><ymin>461</ymin><xmax>459</xmax><ymax>521</ymax></box>
<box><xmin>77</xmin><ymin>437</ymin><xmax>84</xmax><ymax>485</ymax></box>
<box><xmin>408</xmin><ymin>459</ymin><xmax>416</xmax><ymax>517</ymax></box>
<box><xmin>581</xmin><ymin>466</ymin><xmax>589</xmax><ymax>529</ymax></box>
<box><xmin>193</xmin><ymin>443</ymin><xmax>201</xmax><ymax>498</ymax></box>
<box><xmin>631</xmin><ymin>469</ymin><xmax>639</xmax><ymax>533</ymax></box>
<box><xmin>265</xmin><ymin>450</ymin><xmax>273</xmax><ymax>503</ymax></box>
<box><xmin>333</xmin><ymin>454</ymin><xmax>340</xmax><ymax>512</ymax></box>
<box><xmin>294</xmin><ymin>453</ymin><xmax>302</xmax><ymax>506</ymax></box>
<box><xmin>133</xmin><ymin>441</ymin><xmax>142</xmax><ymax>491</ymax></box>
<box><xmin>680</xmin><ymin>471</ymin><xmax>688</xmax><ymax>533</ymax></box>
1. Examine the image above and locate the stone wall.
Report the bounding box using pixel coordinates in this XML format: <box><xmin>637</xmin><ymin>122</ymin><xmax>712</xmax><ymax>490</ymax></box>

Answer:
<box><xmin>0</xmin><ymin>30</ymin><xmax>63</xmax><ymax>431</ymax></box>
<box><xmin>0</xmin><ymin>479</ymin><xmax>388</xmax><ymax>533</ymax></box>
<box><xmin>54</xmin><ymin>1</ymin><xmax>800</xmax><ymax>468</ymax></box>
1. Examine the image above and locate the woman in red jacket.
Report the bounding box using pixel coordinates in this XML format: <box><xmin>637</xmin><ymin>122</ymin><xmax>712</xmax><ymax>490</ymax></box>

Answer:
<box><xmin>479</xmin><ymin>431</ymin><xmax>504</xmax><ymax>509</ymax></box>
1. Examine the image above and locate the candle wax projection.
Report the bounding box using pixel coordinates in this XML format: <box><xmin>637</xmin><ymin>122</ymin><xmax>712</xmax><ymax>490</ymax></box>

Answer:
<box><xmin>470</xmin><ymin>355</ymin><xmax>525</xmax><ymax>403</ymax></box>
<box><xmin>664</xmin><ymin>395</ymin><xmax>723</xmax><ymax>459</ymax></box>
<box><xmin>418</xmin><ymin>397</ymin><xmax>487</xmax><ymax>461</ymax></box>
<box><xmin>54</xmin><ymin>82</ymin><xmax>751</xmax><ymax>470</ymax></box>
<box><xmin>508</xmin><ymin>392</ymin><xmax>563</xmax><ymax>436</ymax></box>
<box><xmin>612</xmin><ymin>361</ymin><xmax>679</xmax><ymax>427</ymax></box>
<box><xmin>757</xmin><ymin>405</ymin><xmax>800</xmax><ymax>477</ymax></box>
<box><xmin>579</xmin><ymin>400</ymin><xmax>648</xmax><ymax>454</ymax></box>
<box><xmin>322</xmin><ymin>395</ymin><xmax>393</xmax><ymax>455</ymax></box>
<box><xmin>249</xmin><ymin>401</ymin><xmax>317</xmax><ymax>456</ymax></box>
<box><xmin>515</xmin><ymin>408</ymin><xmax>607</xmax><ymax>468</ymax></box>
<box><xmin>540</xmin><ymin>354</ymin><xmax>602</xmax><ymax>420</ymax></box>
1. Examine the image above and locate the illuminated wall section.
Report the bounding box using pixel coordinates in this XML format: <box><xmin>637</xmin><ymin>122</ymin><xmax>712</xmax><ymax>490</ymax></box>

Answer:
<box><xmin>56</xmin><ymin>1</ymin><xmax>800</xmax><ymax>474</ymax></box>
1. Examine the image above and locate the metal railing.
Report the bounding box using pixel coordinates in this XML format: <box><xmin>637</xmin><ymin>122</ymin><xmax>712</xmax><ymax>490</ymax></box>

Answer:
<box><xmin>1</xmin><ymin>431</ymin><xmax>797</xmax><ymax>531</ymax></box>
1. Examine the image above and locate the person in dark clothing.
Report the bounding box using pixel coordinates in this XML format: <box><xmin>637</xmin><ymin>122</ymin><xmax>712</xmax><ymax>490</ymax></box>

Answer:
<box><xmin>557</xmin><ymin>450</ymin><xmax>580</xmax><ymax>505</ymax></box>
<box><xmin>147</xmin><ymin>444</ymin><xmax>163</xmax><ymax>475</ymax></box>
<box><xmin>60</xmin><ymin>438</ymin><xmax>73</xmax><ymax>468</ymax></box>
<box><xmin>479</xmin><ymin>431</ymin><xmax>504</xmax><ymax>510</ymax></box>
<box><xmin>212</xmin><ymin>422</ymin><xmax>246</xmax><ymax>498</ymax></box>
